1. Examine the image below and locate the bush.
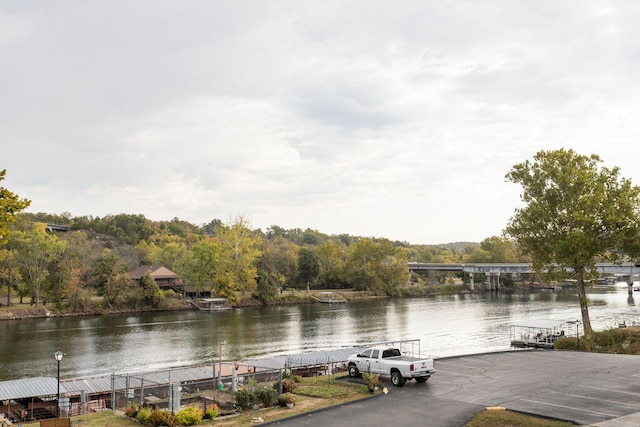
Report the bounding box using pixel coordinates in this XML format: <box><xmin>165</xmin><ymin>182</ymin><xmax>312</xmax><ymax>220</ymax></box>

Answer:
<box><xmin>124</xmin><ymin>404</ymin><xmax>137</xmax><ymax>418</ymax></box>
<box><xmin>282</xmin><ymin>378</ymin><xmax>298</xmax><ymax>393</ymax></box>
<box><xmin>204</xmin><ymin>403</ymin><xmax>219</xmax><ymax>419</ymax></box>
<box><xmin>136</xmin><ymin>406</ymin><xmax>153</xmax><ymax>424</ymax></box>
<box><xmin>175</xmin><ymin>406</ymin><xmax>203</xmax><ymax>426</ymax></box>
<box><xmin>277</xmin><ymin>393</ymin><xmax>296</xmax><ymax>407</ymax></box>
<box><xmin>291</xmin><ymin>374</ymin><xmax>303</xmax><ymax>383</ymax></box>
<box><xmin>256</xmin><ymin>388</ymin><xmax>279</xmax><ymax>407</ymax></box>
<box><xmin>235</xmin><ymin>389</ymin><xmax>258</xmax><ymax>410</ymax></box>
<box><xmin>148</xmin><ymin>409</ymin><xmax>176</xmax><ymax>427</ymax></box>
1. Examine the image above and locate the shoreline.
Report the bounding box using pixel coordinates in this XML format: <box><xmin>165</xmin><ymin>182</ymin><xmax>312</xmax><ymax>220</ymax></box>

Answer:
<box><xmin>0</xmin><ymin>283</ymin><xmax>560</xmax><ymax>322</ymax></box>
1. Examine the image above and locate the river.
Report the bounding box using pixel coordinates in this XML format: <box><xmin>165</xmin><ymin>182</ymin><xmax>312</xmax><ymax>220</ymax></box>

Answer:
<box><xmin>1</xmin><ymin>284</ymin><xmax>638</xmax><ymax>382</ymax></box>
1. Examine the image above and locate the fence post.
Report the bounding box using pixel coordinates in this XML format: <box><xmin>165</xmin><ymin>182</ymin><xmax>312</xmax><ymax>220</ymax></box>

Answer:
<box><xmin>110</xmin><ymin>373</ymin><xmax>115</xmax><ymax>409</ymax></box>
<box><xmin>125</xmin><ymin>374</ymin><xmax>130</xmax><ymax>406</ymax></box>
<box><xmin>139</xmin><ymin>375</ymin><xmax>144</xmax><ymax>406</ymax></box>
<box><xmin>232</xmin><ymin>365</ymin><xmax>237</xmax><ymax>392</ymax></box>
<box><xmin>278</xmin><ymin>368</ymin><xmax>283</xmax><ymax>394</ymax></box>
<box><xmin>170</xmin><ymin>382</ymin><xmax>181</xmax><ymax>415</ymax></box>
<box><xmin>81</xmin><ymin>390</ymin><xmax>87</xmax><ymax>415</ymax></box>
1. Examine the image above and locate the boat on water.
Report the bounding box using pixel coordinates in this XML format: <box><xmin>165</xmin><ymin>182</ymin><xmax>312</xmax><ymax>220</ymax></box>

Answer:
<box><xmin>198</xmin><ymin>298</ymin><xmax>232</xmax><ymax>311</ymax></box>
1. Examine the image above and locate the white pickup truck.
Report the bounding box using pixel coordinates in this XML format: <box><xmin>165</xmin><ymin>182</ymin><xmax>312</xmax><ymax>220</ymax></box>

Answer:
<box><xmin>346</xmin><ymin>346</ymin><xmax>435</xmax><ymax>387</ymax></box>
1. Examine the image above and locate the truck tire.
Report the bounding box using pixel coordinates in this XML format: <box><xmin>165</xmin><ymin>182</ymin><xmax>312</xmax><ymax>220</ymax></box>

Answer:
<box><xmin>348</xmin><ymin>364</ymin><xmax>360</xmax><ymax>378</ymax></box>
<box><xmin>390</xmin><ymin>371</ymin><xmax>406</xmax><ymax>387</ymax></box>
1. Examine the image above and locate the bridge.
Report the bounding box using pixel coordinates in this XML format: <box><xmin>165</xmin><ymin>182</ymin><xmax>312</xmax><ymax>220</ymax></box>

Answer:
<box><xmin>407</xmin><ymin>262</ymin><xmax>640</xmax><ymax>291</ymax></box>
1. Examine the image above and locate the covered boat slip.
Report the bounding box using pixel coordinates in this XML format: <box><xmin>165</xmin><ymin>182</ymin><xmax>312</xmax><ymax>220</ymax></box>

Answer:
<box><xmin>198</xmin><ymin>298</ymin><xmax>231</xmax><ymax>311</ymax></box>
<box><xmin>510</xmin><ymin>319</ymin><xmax>578</xmax><ymax>349</ymax></box>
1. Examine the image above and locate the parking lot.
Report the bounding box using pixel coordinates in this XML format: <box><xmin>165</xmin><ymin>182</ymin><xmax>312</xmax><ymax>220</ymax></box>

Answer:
<box><xmin>270</xmin><ymin>350</ymin><xmax>640</xmax><ymax>426</ymax></box>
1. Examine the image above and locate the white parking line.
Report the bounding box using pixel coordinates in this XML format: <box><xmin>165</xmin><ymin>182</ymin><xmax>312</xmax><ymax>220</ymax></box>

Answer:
<box><xmin>432</xmin><ymin>369</ymin><xmax>480</xmax><ymax>378</ymax></box>
<box><xmin>578</xmin><ymin>384</ymin><xmax>640</xmax><ymax>397</ymax></box>
<box><xmin>549</xmin><ymin>390</ymin><xmax>640</xmax><ymax>408</ymax></box>
<box><xmin>521</xmin><ymin>399</ymin><xmax>618</xmax><ymax>417</ymax></box>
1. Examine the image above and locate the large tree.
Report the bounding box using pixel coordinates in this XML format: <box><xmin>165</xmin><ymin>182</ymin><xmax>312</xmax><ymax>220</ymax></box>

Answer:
<box><xmin>0</xmin><ymin>169</ymin><xmax>31</xmax><ymax>244</ymax></box>
<box><xmin>297</xmin><ymin>247</ymin><xmax>320</xmax><ymax>293</ymax></box>
<box><xmin>345</xmin><ymin>238</ymin><xmax>409</xmax><ymax>295</ymax></box>
<box><xmin>213</xmin><ymin>217</ymin><xmax>262</xmax><ymax>303</ymax></box>
<box><xmin>9</xmin><ymin>223</ymin><xmax>66</xmax><ymax>307</ymax></box>
<box><xmin>505</xmin><ymin>149</ymin><xmax>640</xmax><ymax>334</ymax></box>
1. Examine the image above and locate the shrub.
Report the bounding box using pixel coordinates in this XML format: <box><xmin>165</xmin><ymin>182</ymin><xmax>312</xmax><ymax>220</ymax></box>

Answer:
<box><xmin>235</xmin><ymin>389</ymin><xmax>258</xmax><ymax>410</ymax></box>
<box><xmin>175</xmin><ymin>406</ymin><xmax>203</xmax><ymax>426</ymax></box>
<box><xmin>282</xmin><ymin>378</ymin><xmax>298</xmax><ymax>393</ymax></box>
<box><xmin>136</xmin><ymin>406</ymin><xmax>153</xmax><ymax>424</ymax></box>
<box><xmin>204</xmin><ymin>403</ymin><xmax>219</xmax><ymax>419</ymax></box>
<box><xmin>362</xmin><ymin>372</ymin><xmax>381</xmax><ymax>390</ymax></box>
<box><xmin>124</xmin><ymin>404</ymin><xmax>137</xmax><ymax>418</ymax></box>
<box><xmin>277</xmin><ymin>393</ymin><xmax>296</xmax><ymax>407</ymax></box>
<box><xmin>256</xmin><ymin>388</ymin><xmax>279</xmax><ymax>407</ymax></box>
<box><xmin>148</xmin><ymin>409</ymin><xmax>176</xmax><ymax>427</ymax></box>
<box><xmin>291</xmin><ymin>375</ymin><xmax>303</xmax><ymax>383</ymax></box>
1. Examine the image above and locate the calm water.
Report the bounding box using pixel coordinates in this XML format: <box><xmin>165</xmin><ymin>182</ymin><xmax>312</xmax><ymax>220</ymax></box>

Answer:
<box><xmin>1</xmin><ymin>285</ymin><xmax>638</xmax><ymax>381</ymax></box>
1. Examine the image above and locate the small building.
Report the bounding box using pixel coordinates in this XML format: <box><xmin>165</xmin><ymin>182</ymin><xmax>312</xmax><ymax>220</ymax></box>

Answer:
<box><xmin>129</xmin><ymin>265</ymin><xmax>183</xmax><ymax>295</ymax></box>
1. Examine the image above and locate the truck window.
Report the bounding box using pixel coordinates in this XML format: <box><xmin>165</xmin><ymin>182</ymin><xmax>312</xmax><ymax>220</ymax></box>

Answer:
<box><xmin>359</xmin><ymin>349</ymin><xmax>372</xmax><ymax>358</ymax></box>
<box><xmin>382</xmin><ymin>349</ymin><xmax>401</xmax><ymax>358</ymax></box>
<box><xmin>371</xmin><ymin>349</ymin><xmax>380</xmax><ymax>359</ymax></box>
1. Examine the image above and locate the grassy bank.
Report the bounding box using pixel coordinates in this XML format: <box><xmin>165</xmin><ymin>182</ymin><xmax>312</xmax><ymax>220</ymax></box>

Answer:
<box><xmin>555</xmin><ymin>325</ymin><xmax>640</xmax><ymax>354</ymax></box>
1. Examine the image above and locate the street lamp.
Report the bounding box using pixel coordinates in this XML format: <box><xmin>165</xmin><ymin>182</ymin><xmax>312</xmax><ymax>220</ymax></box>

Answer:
<box><xmin>572</xmin><ymin>321</ymin><xmax>581</xmax><ymax>350</ymax></box>
<box><xmin>218</xmin><ymin>341</ymin><xmax>226</xmax><ymax>390</ymax></box>
<box><xmin>54</xmin><ymin>351</ymin><xmax>64</xmax><ymax>418</ymax></box>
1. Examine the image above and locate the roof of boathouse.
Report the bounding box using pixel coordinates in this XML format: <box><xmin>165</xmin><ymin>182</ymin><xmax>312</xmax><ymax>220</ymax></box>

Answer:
<box><xmin>243</xmin><ymin>347</ymin><xmax>368</xmax><ymax>370</ymax></box>
<box><xmin>0</xmin><ymin>377</ymin><xmax>58</xmax><ymax>400</ymax></box>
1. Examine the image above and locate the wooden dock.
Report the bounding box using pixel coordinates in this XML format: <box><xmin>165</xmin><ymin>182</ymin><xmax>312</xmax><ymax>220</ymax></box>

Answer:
<box><xmin>311</xmin><ymin>293</ymin><xmax>347</xmax><ymax>304</ymax></box>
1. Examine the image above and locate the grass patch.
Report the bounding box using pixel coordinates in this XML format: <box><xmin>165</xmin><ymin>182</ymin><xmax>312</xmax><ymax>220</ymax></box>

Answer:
<box><xmin>555</xmin><ymin>326</ymin><xmax>640</xmax><ymax>354</ymax></box>
<box><xmin>466</xmin><ymin>409</ymin><xmax>575</xmax><ymax>427</ymax></box>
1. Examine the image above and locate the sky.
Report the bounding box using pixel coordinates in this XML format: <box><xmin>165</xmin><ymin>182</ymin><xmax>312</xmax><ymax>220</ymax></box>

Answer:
<box><xmin>2</xmin><ymin>1</ymin><xmax>640</xmax><ymax>245</ymax></box>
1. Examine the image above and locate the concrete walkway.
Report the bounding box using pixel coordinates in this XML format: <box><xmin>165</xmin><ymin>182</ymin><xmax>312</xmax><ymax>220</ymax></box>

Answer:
<box><xmin>269</xmin><ymin>350</ymin><xmax>640</xmax><ymax>426</ymax></box>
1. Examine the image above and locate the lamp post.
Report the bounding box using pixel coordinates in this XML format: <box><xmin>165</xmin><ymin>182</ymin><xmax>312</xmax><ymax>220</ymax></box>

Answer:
<box><xmin>218</xmin><ymin>340</ymin><xmax>226</xmax><ymax>390</ymax></box>
<box><xmin>573</xmin><ymin>320</ymin><xmax>581</xmax><ymax>350</ymax></box>
<box><xmin>54</xmin><ymin>351</ymin><xmax>64</xmax><ymax>417</ymax></box>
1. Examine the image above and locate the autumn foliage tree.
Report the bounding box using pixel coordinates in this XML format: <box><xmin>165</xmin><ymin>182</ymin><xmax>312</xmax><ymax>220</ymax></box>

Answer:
<box><xmin>505</xmin><ymin>149</ymin><xmax>640</xmax><ymax>334</ymax></box>
<box><xmin>0</xmin><ymin>169</ymin><xmax>30</xmax><ymax>245</ymax></box>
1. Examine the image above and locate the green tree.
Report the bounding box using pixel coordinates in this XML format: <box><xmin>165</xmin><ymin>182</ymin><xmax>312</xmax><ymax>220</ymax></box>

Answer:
<box><xmin>139</xmin><ymin>272</ymin><xmax>163</xmax><ymax>308</ymax></box>
<box><xmin>505</xmin><ymin>149</ymin><xmax>640</xmax><ymax>334</ymax></box>
<box><xmin>8</xmin><ymin>223</ymin><xmax>66</xmax><ymax>306</ymax></box>
<box><xmin>0</xmin><ymin>248</ymin><xmax>21</xmax><ymax>306</ymax></box>
<box><xmin>185</xmin><ymin>238</ymin><xmax>221</xmax><ymax>298</ymax></box>
<box><xmin>316</xmin><ymin>241</ymin><xmax>345</xmax><ymax>288</ymax></box>
<box><xmin>47</xmin><ymin>231</ymin><xmax>92</xmax><ymax>309</ymax></box>
<box><xmin>89</xmin><ymin>248</ymin><xmax>130</xmax><ymax>309</ymax></box>
<box><xmin>345</xmin><ymin>238</ymin><xmax>409</xmax><ymax>295</ymax></box>
<box><xmin>257</xmin><ymin>235</ymin><xmax>297</xmax><ymax>302</ymax></box>
<box><xmin>213</xmin><ymin>217</ymin><xmax>262</xmax><ymax>303</ymax></box>
<box><xmin>297</xmin><ymin>248</ymin><xmax>320</xmax><ymax>293</ymax></box>
<box><xmin>0</xmin><ymin>169</ymin><xmax>31</xmax><ymax>245</ymax></box>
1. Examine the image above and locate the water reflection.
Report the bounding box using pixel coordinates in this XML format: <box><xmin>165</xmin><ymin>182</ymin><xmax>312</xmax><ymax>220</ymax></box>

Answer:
<box><xmin>1</xmin><ymin>287</ymin><xmax>639</xmax><ymax>381</ymax></box>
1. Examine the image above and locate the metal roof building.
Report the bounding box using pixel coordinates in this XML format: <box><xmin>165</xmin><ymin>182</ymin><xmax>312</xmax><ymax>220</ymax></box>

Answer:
<box><xmin>0</xmin><ymin>377</ymin><xmax>57</xmax><ymax>401</ymax></box>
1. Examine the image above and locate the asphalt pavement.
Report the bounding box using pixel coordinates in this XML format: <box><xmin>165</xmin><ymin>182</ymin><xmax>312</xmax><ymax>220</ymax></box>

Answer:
<box><xmin>267</xmin><ymin>350</ymin><xmax>640</xmax><ymax>426</ymax></box>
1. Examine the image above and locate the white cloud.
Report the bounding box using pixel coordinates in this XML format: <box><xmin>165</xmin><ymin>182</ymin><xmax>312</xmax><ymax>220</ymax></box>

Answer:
<box><xmin>3</xmin><ymin>1</ymin><xmax>640</xmax><ymax>244</ymax></box>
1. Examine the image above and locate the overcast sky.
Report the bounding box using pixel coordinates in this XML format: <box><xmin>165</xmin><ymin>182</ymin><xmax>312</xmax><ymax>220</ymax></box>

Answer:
<box><xmin>3</xmin><ymin>1</ymin><xmax>640</xmax><ymax>244</ymax></box>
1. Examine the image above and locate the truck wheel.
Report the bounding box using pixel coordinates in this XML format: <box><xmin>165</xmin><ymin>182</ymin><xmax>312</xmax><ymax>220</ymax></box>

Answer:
<box><xmin>391</xmin><ymin>371</ymin><xmax>405</xmax><ymax>387</ymax></box>
<box><xmin>415</xmin><ymin>377</ymin><xmax>428</xmax><ymax>383</ymax></box>
<box><xmin>348</xmin><ymin>365</ymin><xmax>360</xmax><ymax>378</ymax></box>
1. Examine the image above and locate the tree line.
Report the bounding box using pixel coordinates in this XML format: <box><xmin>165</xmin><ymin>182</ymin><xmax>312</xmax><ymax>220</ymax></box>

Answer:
<box><xmin>0</xmin><ymin>209</ymin><xmax>522</xmax><ymax>312</ymax></box>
